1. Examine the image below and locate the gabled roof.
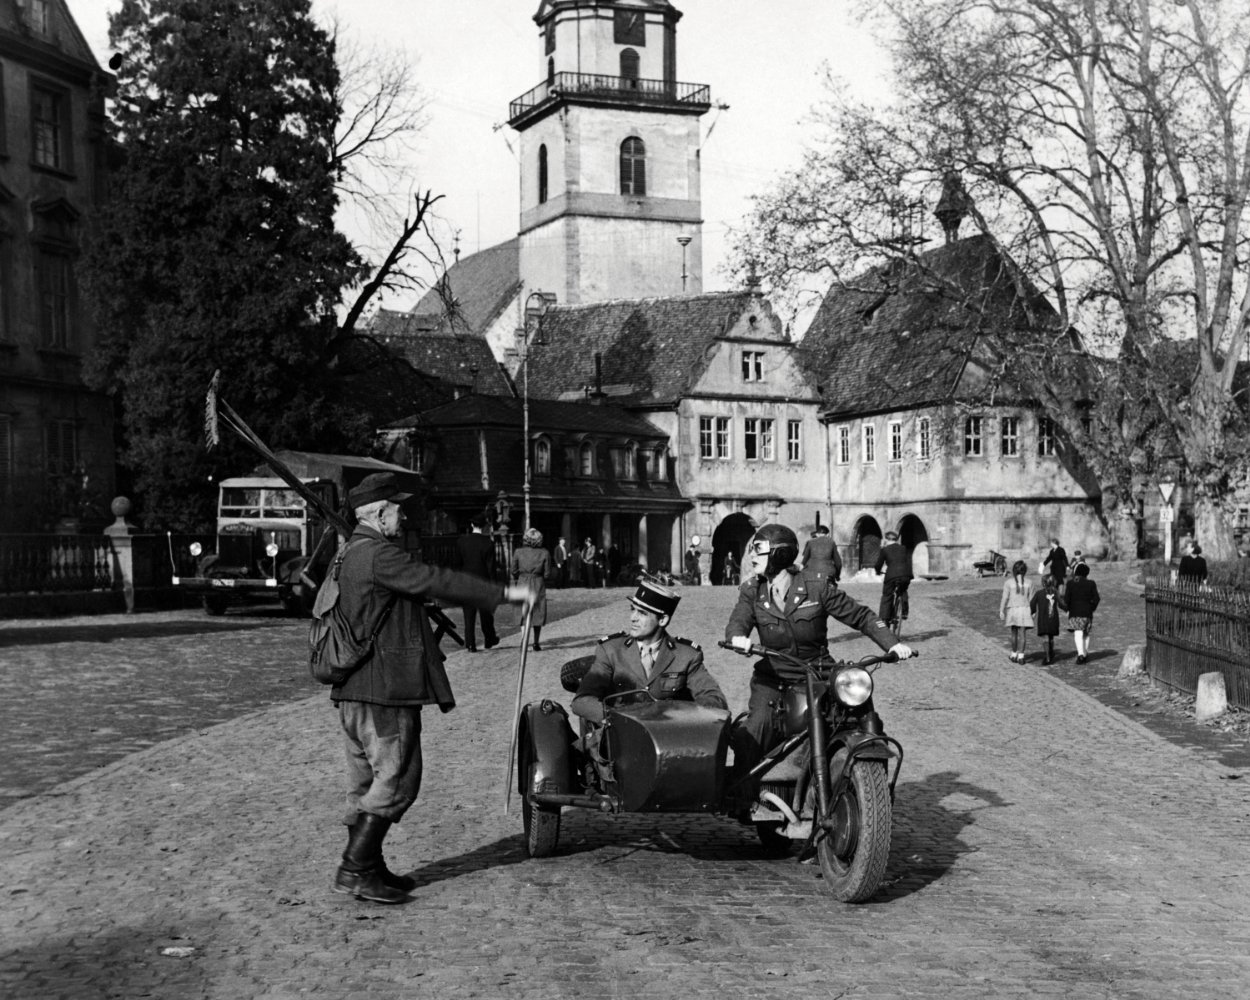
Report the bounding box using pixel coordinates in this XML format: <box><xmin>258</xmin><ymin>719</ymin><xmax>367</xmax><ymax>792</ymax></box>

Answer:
<box><xmin>332</xmin><ymin>334</ymin><xmax>458</xmax><ymax>423</ymax></box>
<box><xmin>387</xmin><ymin>394</ymin><xmax>667</xmax><ymax>440</ymax></box>
<box><xmin>799</xmin><ymin>235</ymin><xmax>1063</xmax><ymax>419</ymax></box>
<box><xmin>409</xmin><ymin>238</ymin><xmax>521</xmax><ymax>339</ymax></box>
<box><xmin>363</xmin><ymin>310</ymin><xmax>514</xmax><ymax>397</ymax></box>
<box><xmin>0</xmin><ymin>1</ymin><xmax>101</xmax><ymax>74</ymax></box>
<box><xmin>525</xmin><ymin>291</ymin><xmax>789</xmax><ymax>405</ymax></box>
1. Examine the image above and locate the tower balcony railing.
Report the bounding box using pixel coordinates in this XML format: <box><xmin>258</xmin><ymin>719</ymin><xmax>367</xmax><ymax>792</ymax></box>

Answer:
<box><xmin>509</xmin><ymin>72</ymin><xmax>711</xmax><ymax>124</ymax></box>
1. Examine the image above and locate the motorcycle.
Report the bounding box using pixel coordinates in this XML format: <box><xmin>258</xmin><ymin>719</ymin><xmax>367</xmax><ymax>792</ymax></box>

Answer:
<box><xmin>515</xmin><ymin>641</ymin><xmax>906</xmax><ymax>902</ymax></box>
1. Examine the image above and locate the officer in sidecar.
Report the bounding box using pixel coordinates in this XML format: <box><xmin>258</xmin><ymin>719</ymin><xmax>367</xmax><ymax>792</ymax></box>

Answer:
<box><xmin>572</xmin><ymin>580</ymin><xmax>728</xmax><ymax>725</ymax></box>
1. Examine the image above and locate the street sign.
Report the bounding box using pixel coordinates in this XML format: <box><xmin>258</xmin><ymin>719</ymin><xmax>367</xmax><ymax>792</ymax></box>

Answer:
<box><xmin>1160</xmin><ymin>504</ymin><xmax>1174</xmax><ymax>523</ymax></box>
<box><xmin>1159</xmin><ymin>482</ymin><xmax>1175</xmax><ymax>504</ymax></box>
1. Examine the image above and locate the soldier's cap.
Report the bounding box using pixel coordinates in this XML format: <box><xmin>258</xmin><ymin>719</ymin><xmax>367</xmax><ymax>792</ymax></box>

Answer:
<box><xmin>348</xmin><ymin>472</ymin><xmax>413</xmax><ymax>509</ymax></box>
<box><xmin>628</xmin><ymin>579</ymin><xmax>680</xmax><ymax>618</ymax></box>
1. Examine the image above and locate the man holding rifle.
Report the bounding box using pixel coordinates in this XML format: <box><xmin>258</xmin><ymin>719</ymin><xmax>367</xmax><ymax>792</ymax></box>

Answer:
<box><xmin>331</xmin><ymin>472</ymin><xmax>534</xmax><ymax>904</ymax></box>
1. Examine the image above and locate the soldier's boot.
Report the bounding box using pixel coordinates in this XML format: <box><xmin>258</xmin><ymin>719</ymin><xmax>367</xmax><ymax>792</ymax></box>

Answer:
<box><xmin>338</xmin><ymin>815</ymin><xmax>417</xmax><ymax>892</ymax></box>
<box><xmin>333</xmin><ymin>813</ymin><xmax>409</xmax><ymax>903</ymax></box>
<box><xmin>532</xmin><ymin>626</ymin><xmax>542</xmax><ymax>652</ymax></box>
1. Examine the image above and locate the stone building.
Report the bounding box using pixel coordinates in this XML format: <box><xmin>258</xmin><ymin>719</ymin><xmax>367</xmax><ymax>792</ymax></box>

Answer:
<box><xmin>0</xmin><ymin>0</ymin><xmax>112</xmax><ymax>531</ymax></box>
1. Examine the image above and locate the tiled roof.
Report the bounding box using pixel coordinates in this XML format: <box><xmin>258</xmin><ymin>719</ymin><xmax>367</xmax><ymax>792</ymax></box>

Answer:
<box><xmin>364</xmin><ymin>311</ymin><xmax>515</xmax><ymax>397</ymax></box>
<box><xmin>387</xmin><ymin>393</ymin><xmax>667</xmax><ymax>439</ymax></box>
<box><xmin>525</xmin><ymin>291</ymin><xmax>787</xmax><ymax>404</ymax></box>
<box><xmin>409</xmin><ymin>238</ymin><xmax>521</xmax><ymax>338</ymax></box>
<box><xmin>332</xmin><ymin>335</ymin><xmax>458</xmax><ymax>422</ymax></box>
<box><xmin>800</xmin><ymin>235</ymin><xmax>1062</xmax><ymax>418</ymax></box>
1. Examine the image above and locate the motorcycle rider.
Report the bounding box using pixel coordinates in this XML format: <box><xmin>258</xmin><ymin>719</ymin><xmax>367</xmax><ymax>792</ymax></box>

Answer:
<box><xmin>725</xmin><ymin>523</ymin><xmax>913</xmax><ymax>808</ymax></box>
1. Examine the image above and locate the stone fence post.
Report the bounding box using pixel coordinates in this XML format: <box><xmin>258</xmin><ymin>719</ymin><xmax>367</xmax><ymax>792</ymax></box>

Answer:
<box><xmin>103</xmin><ymin>497</ymin><xmax>140</xmax><ymax>612</ymax></box>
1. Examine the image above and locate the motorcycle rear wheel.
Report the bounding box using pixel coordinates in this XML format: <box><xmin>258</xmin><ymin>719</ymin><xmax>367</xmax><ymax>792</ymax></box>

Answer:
<box><xmin>815</xmin><ymin>760</ymin><xmax>891</xmax><ymax>903</ymax></box>
<box><xmin>521</xmin><ymin>752</ymin><xmax>561</xmax><ymax>859</ymax></box>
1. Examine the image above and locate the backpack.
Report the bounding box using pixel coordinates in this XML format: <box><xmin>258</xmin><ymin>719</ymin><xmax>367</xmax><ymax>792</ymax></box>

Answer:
<box><xmin>308</xmin><ymin>539</ymin><xmax>396</xmax><ymax>685</ymax></box>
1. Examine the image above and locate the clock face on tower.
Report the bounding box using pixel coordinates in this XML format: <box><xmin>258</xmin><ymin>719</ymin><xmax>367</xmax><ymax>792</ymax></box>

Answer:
<box><xmin>614</xmin><ymin>8</ymin><xmax>646</xmax><ymax>46</ymax></box>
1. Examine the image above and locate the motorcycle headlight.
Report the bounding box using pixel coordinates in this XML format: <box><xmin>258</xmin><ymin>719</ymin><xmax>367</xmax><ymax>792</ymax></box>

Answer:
<box><xmin>189</xmin><ymin>542</ymin><xmax>202</xmax><ymax>557</ymax></box>
<box><xmin>265</xmin><ymin>542</ymin><xmax>280</xmax><ymax>558</ymax></box>
<box><xmin>834</xmin><ymin>667</ymin><xmax>873</xmax><ymax>706</ymax></box>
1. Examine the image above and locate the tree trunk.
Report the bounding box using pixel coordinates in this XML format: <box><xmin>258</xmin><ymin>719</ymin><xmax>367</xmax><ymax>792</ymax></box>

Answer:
<box><xmin>1096</xmin><ymin>485</ymin><xmax>1140</xmax><ymax>563</ymax></box>
<box><xmin>1190</xmin><ymin>491</ymin><xmax>1239</xmax><ymax>563</ymax></box>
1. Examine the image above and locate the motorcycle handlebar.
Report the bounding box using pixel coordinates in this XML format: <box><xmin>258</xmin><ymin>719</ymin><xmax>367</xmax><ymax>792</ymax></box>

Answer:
<box><xmin>716</xmin><ymin>640</ymin><xmax>917</xmax><ymax>671</ymax></box>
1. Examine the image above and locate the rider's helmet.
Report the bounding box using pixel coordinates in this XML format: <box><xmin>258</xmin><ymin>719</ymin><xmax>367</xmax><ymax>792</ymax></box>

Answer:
<box><xmin>746</xmin><ymin>523</ymin><xmax>799</xmax><ymax>579</ymax></box>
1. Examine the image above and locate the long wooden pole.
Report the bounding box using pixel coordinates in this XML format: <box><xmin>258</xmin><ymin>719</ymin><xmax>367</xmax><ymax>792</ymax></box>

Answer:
<box><xmin>504</xmin><ymin>603</ymin><xmax>534</xmax><ymax>815</ymax></box>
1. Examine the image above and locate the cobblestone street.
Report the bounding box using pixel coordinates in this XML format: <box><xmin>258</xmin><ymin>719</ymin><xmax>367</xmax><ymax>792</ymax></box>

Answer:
<box><xmin>2</xmin><ymin>574</ymin><xmax>1248</xmax><ymax>999</ymax></box>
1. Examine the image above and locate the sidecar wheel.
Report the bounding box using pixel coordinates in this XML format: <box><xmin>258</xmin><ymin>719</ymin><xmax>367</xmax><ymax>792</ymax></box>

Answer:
<box><xmin>522</xmin><ymin>758</ymin><xmax>561</xmax><ymax>858</ymax></box>
<box><xmin>815</xmin><ymin>760</ymin><xmax>891</xmax><ymax>903</ymax></box>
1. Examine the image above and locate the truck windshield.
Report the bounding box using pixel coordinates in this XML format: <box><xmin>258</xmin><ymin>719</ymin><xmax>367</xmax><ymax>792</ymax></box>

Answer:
<box><xmin>264</xmin><ymin>489</ymin><xmax>306</xmax><ymax>518</ymax></box>
<box><xmin>220</xmin><ymin>488</ymin><xmax>261</xmax><ymax>517</ymax></box>
<box><xmin>219</xmin><ymin>487</ymin><xmax>307</xmax><ymax>519</ymax></box>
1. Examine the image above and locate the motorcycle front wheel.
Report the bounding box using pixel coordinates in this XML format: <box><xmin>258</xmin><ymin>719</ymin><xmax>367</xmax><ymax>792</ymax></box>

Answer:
<box><xmin>815</xmin><ymin>759</ymin><xmax>891</xmax><ymax>903</ymax></box>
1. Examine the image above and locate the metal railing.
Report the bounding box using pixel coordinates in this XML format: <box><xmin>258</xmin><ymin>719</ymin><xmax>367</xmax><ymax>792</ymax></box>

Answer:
<box><xmin>0</xmin><ymin>533</ymin><xmax>115</xmax><ymax>594</ymax></box>
<box><xmin>509</xmin><ymin>72</ymin><xmax>711</xmax><ymax>121</ymax></box>
<box><xmin>1144</xmin><ymin>577</ymin><xmax>1250</xmax><ymax>709</ymax></box>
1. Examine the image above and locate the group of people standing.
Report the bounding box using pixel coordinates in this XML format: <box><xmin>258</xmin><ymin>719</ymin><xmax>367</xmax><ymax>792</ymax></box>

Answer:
<box><xmin>998</xmin><ymin>537</ymin><xmax>1100</xmax><ymax>665</ymax></box>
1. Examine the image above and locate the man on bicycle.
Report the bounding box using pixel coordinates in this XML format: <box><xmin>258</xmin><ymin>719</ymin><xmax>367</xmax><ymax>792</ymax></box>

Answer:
<box><xmin>725</xmin><ymin>524</ymin><xmax>912</xmax><ymax>810</ymax></box>
<box><xmin>874</xmin><ymin>530</ymin><xmax>913</xmax><ymax>631</ymax></box>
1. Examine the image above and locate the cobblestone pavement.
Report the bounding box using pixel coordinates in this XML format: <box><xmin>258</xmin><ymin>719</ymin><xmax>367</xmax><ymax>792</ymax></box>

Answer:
<box><xmin>2</xmin><ymin>576</ymin><xmax>1248</xmax><ymax>999</ymax></box>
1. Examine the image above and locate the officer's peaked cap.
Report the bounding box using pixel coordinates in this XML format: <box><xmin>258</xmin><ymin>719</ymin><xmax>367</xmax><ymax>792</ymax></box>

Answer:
<box><xmin>629</xmin><ymin>580</ymin><xmax>680</xmax><ymax>618</ymax></box>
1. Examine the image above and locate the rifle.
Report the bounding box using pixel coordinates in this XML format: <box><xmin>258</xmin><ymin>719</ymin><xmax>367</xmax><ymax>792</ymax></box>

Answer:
<box><xmin>203</xmin><ymin>371</ymin><xmax>464</xmax><ymax>646</ymax></box>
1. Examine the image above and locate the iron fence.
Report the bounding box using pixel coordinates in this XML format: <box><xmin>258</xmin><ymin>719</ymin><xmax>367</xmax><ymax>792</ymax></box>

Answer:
<box><xmin>1143</xmin><ymin>577</ymin><xmax>1250</xmax><ymax>710</ymax></box>
<box><xmin>0</xmin><ymin>533</ymin><xmax>114</xmax><ymax>594</ymax></box>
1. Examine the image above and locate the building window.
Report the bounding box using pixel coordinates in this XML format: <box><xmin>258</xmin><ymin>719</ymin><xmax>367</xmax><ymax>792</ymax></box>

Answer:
<box><xmin>837</xmin><ymin>425</ymin><xmax>850</xmax><ymax>465</ymax></box>
<box><xmin>612</xmin><ymin>441</ymin><xmax>636</xmax><ymax>479</ymax></box>
<box><xmin>699</xmin><ymin>416</ymin><xmax>713</xmax><ymax>459</ymax></box>
<box><xmin>537</xmin><ymin>145</ymin><xmax>548</xmax><ymax>205</ymax></box>
<box><xmin>30</xmin><ymin>0</ymin><xmax>50</xmax><ymax>35</ymax></box>
<box><xmin>787</xmin><ymin>420</ymin><xmax>802</xmax><ymax>462</ymax></box>
<box><xmin>744</xmin><ymin>418</ymin><xmax>774</xmax><ymax>460</ymax></box>
<box><xmin>1001</xmin><ymin>416</ymin><xmax>1019</xmax><ymax>457</ymax></box>
<box><xmin>32</xmin><ymin>83</ymin><xmax>67</xmax><ymax>171</ymax></box>
<box><xmin>741</xmin><ymin>350</ymin><xmax>764</xmax><ymax>382</ymax></box>
<box><xmin>534</xmin><ymin>438</ymin><xmax>551</xmax><ymax>476</ymax></box>
<box><xmin>1002</xmin><ymin>516</ymin><xmax>1027</xmax><ymax>549</ymax></box>
<box><xmin>964</xmin><ymin>415</ymin><xmax>983</xmax><ymax>457</ymax></box>
<box><xmin>715</xmin><ymin>417</ymin><xmax>731</xmax><ymax>459</ymax></box>
<box><xmin>650</xmin><ymin>448</ymin><xmax>667</xmax><ymax>481</ymax></box>
<box><xmin>45</xmin><ymin>419</ymin><xmax>77</xmax><ymax>479</ymax></box>
<box><xmin>620</xmin><ymin>137</ymin><xmax>646</xmax><ymax>195</ymax></box>
<box><xmin>547</xmin><ymin>56</ymin><xmax>555</xmax><ymax>87</ymax></box>
<box><xmin>0</xmin><ymin>415</ymin><xmax>11</xmax><ymax>501</ymax></box>
<box><xmin>544</xmin><ymin>19</ymin><xmax>555</xmax><ymax>55</ymax></box>
<box><xmin>888</xmin><ymin>420</ymin><xmax>903</xmax><ymax>462</ymax></box>
<box><xmin>1038</xmin><ymin>416</ymin><xmax>1057</xmax><ymax>456</ymax></box>
<box><xmin>620</xmin><ymin>48</ymin><xmax>640</xmax><ymax>82</ymax></box>
<box><xmin>37</xmin><ymin>250</ymin><xmax>73</xmax><ymax>350</ymax></box>
<box><xmin>579</xmin><ymin>441</ymin><xmax>594</xmax><ymax>475</ymax></box>
<box><xmin>862</xmin><ymin>424</ymin><xmax>875</xmax><ymax>464</ymax></box>
<box><xmin>918</xmin><ymin>416</ymin><xmax>931</xmax><ymax>461</ymax></box>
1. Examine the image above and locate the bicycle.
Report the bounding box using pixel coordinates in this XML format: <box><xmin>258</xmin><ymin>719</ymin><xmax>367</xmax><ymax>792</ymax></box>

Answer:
<box><xmin>880</xmin><ymin>578</ymin><xmax>909</xmax><ymax>638</ymax></box>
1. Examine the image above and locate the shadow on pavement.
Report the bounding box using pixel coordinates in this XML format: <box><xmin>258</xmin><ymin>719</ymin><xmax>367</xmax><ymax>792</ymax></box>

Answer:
<box><xmin>0</xmin><ymin>618</ymin><xmax>294</xmax><ymax>646</ymax></box>
<box><xmin>876</xmin><ymin>769</ymin><xmax>1011</xmax><ymax>903</ymax></box>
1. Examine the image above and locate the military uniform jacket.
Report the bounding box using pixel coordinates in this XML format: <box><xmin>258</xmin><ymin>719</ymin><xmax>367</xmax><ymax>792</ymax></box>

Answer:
<box><xmin>725</xmin><ymin>567</ymin><xmax>896</xmax><ymax>683</ymax></box>
<box><xmin>571</xmin><ymin>630</ymin><xmax>728</xmax><ymax>725</ymax></box>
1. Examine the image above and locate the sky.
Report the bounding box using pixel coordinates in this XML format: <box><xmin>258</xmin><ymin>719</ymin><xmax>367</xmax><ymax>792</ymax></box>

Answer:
<box><xmin>67</xmin><ymin>0</ymin><xmax>891</xmax><ymax>311</ymax></box>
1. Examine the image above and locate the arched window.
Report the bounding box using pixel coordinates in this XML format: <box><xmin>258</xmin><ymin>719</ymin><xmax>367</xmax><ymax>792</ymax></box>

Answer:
<box><xmin>624</xmin><ymin>441</ymin><xmax>637</xmax><ymax>479</ymax></box>
<box><xmin>620</xmin><ymin>137</ymin><xmax>646</xmax><ymax>196</ymax></box>
<box><xmin>580</xmin><ymin>441</ymin><xmax>595</xmax><ymax>476</ymax></box>
<box><xmin>534</xmin><ymin>437</ymin><xmax>551</xmax><ymax>476</ymax></box>
<box><xmin>547</xmin><ymin>56</ymin><xmax>555</xmax><ymax>87</ymax></box>
<box><xmin>620</xmin><ymin>48</ymin><xmax>639</xmax><ymax>83</ymax></box>
<box><xmin>538</xmin><ymin>144</ymin><xmax>548</xmax><ymax>205</ymax></box>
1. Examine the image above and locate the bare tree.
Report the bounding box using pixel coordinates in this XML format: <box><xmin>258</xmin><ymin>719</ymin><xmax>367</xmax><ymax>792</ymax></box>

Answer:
<box><xmin>735</xmin><ymin>0</ymin><xmax>1250</xmax><ymax>558</ymax></box>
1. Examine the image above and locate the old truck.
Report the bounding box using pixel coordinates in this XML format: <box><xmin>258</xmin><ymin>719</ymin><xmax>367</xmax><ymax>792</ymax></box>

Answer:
<box><xmin>172</xmin><ymin>450</ymin><xmax>423</xmax><ymax>615</ymax></box>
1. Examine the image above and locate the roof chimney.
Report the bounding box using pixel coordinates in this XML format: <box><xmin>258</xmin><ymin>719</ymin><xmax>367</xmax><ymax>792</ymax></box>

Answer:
<box><xmin>588</xmin><ymin>351</ymin><xmax>607</xmax><ymax>405</ymax></box>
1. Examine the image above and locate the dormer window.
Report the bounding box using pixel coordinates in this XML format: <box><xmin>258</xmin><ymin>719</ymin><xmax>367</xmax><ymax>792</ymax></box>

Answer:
<box><xmin>534</xmin><ymin>437</ymin><xmax>551</xmax><ymax>476</ymax></box>
<box><xmin>650</xmin><ymin>447</ymin><xmax>667</xmax><ymax>481</ymax></box>
<box><xmin>579</xmin><ymin>441</ymin><xmax>595</xmax><ymax>476</ymax></box>
<box><xmin>30</xmin><ymin>0</ymin><xmax>50</xmax><ymax>35</ymax></box>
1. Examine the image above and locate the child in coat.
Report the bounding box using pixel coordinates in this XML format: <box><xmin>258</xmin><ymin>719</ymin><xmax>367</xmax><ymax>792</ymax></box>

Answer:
<box><xmin>999</xmin><ymin>560</ymin><xmax>1038</xmax><ymax>663</ymax></box>
<box><xmin>1030</xmin><ymin>576</ymin><xmax>1065</xmax><ymax>665</ymax></box>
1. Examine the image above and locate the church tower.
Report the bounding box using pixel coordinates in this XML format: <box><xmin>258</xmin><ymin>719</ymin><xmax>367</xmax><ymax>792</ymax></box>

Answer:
<box><xmin>508</xmin><ymin>0</ymin><xmax>710</xmax><ymax>304</ymax></box>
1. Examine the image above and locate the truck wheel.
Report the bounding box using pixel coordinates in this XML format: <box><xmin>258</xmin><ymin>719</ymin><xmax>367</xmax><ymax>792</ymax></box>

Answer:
<box><xmin>815</xmin><ymin>760</ymin><xmax>892</xmax><ymax>903</ymax></box>
<box><xmin>203</xmin><ymin>595</ymin><xmax>228</xmax><ymax>616</ymax></box>
<box><xmin>521</xmin><ymin>742</ymin><xmax>560</xmax><ymax>858</ymax></box>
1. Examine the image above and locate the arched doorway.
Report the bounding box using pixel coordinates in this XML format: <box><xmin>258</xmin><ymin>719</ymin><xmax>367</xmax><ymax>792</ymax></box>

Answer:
<box><xmin>853</xmin><ymin>515</ymin><xmax>883</xmax><ymax>574</ymax></box>
<box><xmin>711</xmin><ymin>512</ymin><xmax>756</xmax><ymax>585</ymax></box>
<box><xmin>897</xmin><ymin>513</ymin><xmax>931</xmax><ymax>577</ymax></box>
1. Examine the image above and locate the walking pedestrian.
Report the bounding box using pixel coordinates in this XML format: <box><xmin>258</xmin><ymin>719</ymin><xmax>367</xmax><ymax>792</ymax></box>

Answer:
<box><xmin>801</xmin><ymin>524</ymin><xmax>842</xmax><ymax>583</ymax></box>
<box><xmin>511</xmin><ymin>527</ymin><xmax>549</xmax><ymax>651</ymax></box>
<box><xmin>1065</xmin><ymin>562</ymin><xmax>1100</xmax><ymax>663</ymax></box>
<box><xmin>1178</xmin><ymin>541</ymin><xmax>1208</xmax><ymax>585</ymax></box>
<box><xmin>329</xmin><ymin>473</ymin><xmax>533</xmax><ymax>904</ymax></box>
<box><xmin>453</xmin><ymin>517</ymin><xmax>500</xmax><ymax>652</ymax></box>
<box><xmin>1030</xmin><ymin>575</ymin><xmax>1065</xmax><ymax>665</ymax></box>
<box><xmin>581</xmin><ymin>538</ymin><xmax>598</xmax><ymax>588</ymax></box>
<box><xmin>722</xmin><ymin>548</ymin><xmax>740</xmax><ymax>586</ymax></box>
<box><xmin>999</xmin><ymin>560</ymin><xmax>1037</xmax><ymax>663</ymax></box>
<box><xmin>684</xmin><ymin>535</ymin><xmax>702</xmax><ymax>585</ymax></box>
<box><xmin>1042</xmin><ymin>537</ymin><xmax>1068</xmax><ymax>590</ymax></box>
<box><xmin>553</xmin><ymin>536</ymin><xmax>569</xmax><ymax>588</ymax></box>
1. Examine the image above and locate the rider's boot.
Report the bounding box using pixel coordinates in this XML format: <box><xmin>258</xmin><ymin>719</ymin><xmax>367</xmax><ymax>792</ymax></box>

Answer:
<box><xmin>333</xmin><ymin>813</ymin><xmax>409</xmax><ymax>903</ymax></box>
<box><xmin>342</xmin><ymin>815</ymin><xmax>417</xmax><ymax>891</ymax></box>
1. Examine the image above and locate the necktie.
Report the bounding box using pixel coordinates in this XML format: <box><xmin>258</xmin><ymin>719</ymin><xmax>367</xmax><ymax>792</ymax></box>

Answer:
<box><xmin>640</xmin><ymin>644</ymin><xmax>655</xmax><ymax>679</ymax></box>
<box><xmin>771</xmin><ymin>576</ymin><xmax>789</xmax><ymax>609</ymax></box>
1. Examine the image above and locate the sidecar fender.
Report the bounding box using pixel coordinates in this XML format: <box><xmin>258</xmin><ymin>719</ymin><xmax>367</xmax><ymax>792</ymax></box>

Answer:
<box><xmin>518</xmin><ymin>699</ymin><xmax>576</xmax><ymax>798</ymax></box>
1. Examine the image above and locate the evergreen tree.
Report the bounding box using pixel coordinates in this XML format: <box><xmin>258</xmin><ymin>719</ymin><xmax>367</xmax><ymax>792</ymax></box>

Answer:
<box><xmin>83</xmin><ymin>0</ymin><xmax>361</xmax><ymax>531</ymax></box>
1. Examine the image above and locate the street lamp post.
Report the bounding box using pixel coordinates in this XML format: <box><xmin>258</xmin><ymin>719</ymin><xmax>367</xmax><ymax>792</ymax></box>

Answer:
<box><xmin>520</xmin><ymin>290</ymin><xmax>549</xmax><ymax>531</ymax></box>
<box><xmin>677</xmin><ymin>235</ymin><xmax>692</xmax><ymax>293</ymax></box>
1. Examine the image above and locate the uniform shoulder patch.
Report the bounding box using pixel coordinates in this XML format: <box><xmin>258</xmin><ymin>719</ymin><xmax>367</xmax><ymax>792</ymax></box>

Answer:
<box><xmin>597</xmin><ymin>631</ymin><xmax>628</xmax><ymax>644</ymax></box>
<box><xmin>672</xmin><ymin>635</ymin><xmax>701</xmax><ymax>650</ymax></box>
